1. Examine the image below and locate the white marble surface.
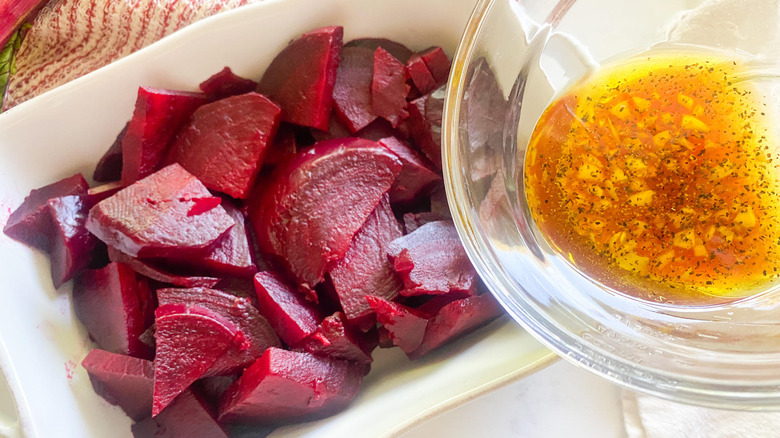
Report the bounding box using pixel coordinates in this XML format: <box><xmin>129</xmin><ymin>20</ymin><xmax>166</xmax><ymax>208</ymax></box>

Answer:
<box><xmin>401</xmin><ymin>359</ymin><xmax>627</xmax><ymax>438</ymax></box>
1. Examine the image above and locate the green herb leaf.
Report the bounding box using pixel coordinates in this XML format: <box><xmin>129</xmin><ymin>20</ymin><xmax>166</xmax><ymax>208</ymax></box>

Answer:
<box><xmin>0</xmin><ymin>24</ymin><xmax>29</xmax><ymax>113</ymax></box>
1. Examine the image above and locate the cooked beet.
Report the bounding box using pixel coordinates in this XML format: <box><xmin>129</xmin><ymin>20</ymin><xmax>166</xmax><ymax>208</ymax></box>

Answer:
<box><xmin>121</xmin><ymin>87</ymin><xmax>208</xmax><ymax>184</ymax></box>
<box><xmin>107</xmin><ymin>247</ymin><xmax>220</xmax><ymax>288</ymax></box>
<box><xmin>404</xmin><ymin>54</ymin><xmax>437</xmax><ymax>96</ymax></box>
<box><xmin>46</xmin><ymin>195</ymin><xmax>98</xmax><ymax>288</ymax></box>
<box><xmin>365</xmin><ymin>296</ymin><xmax>429</xmax><ymax>354</ymax></box>
<box><xmin>87</xmin><ymin>164</ymin><xmax>235</xmax><ymax>258</ymax></box>
<box><xmin>253</xmin><ymin>271</ymin><xmax>320</xmax><ymax>346</ymax></box>
<box><xmin>257</xmin><ymin>26</ymin><xmax>343</xmax><ymax>130</ymax></box>
<box><xmin>93</xmin><ymin>123</ymin><xmax>127</xmax><ymax>182</ymax></box>
<box><xmin>167</xmin><ymin>93</ymin><xmax>281</xmax><ymax>199</ymax></box>
<box><xmin>153</xmin><ymin>304</ymin><xmax>248</xmax><ymax>416</ymax></box>
<box><xmin>464</xmin><ymin>57</ymin><xmax>506</xmax><ymax>152</ymax></box>
<box><xmin>406</xmin><ymin>84</ymin><xmax>445</xmax><ymax>170</ymax></box>
<box><xmin>157</xmin><ymin>287</ymin><xmax>280</xmax><ymax>375</ymax></box>
<box><xmin>298</xmin><ymin>312</ymin><xmax>373</xmax><ymax>365</ymax></box>
<box><xmin>402</xmin><ymin>211</ymin><xmax>446</xmax><ymax>234</ymax></box>
<box><xmin>329</xmin><ymin>196</ymin><xmax>402</xmax><ymax>331</ymax></box>
<box><xmin>86</xmin><ymin>182</ymin><xmax>124</xmax><ymax>205</ymax></box>
<box><xmin>3</xmin><ymin>173</ymin><xmax>88</xmax><ymax>251</ymax></box>
<box><xmin>250</xmin><ymin>137</ymin><xmax>401</xmax><ymax>290</ymax></box>
<box><xmin>378</xmin><ymin>136</ymin><xmax>441</xmax><ymax>206</ymax></box>
<box><xmin>217</xmin><ymin>347</ymin><xmax>363</xmax><ymax>424</ymax></box>
<box><xmin>263</xmin><ymin>123</ymin><xmax>299</xmax><ymax>168</ymax></box>
<box><xmin>419</xmin><ymin>46</ymin><xmax>451</xmax><ymax>84</ymax></box>
<box><xmin>428</xmin><ymin>183</ymin><xmax>451</xmax><ymax>218</ymax></box>
<box><xmin>133</xmin><ymin>389</ymin><xmax>228</xmax><ymax>438</ymax></box>
<box><xmin>387</xmin><ymin>220</ymin><xmax>477</xmax><ymax>296</ymax></box>
<box><xmin>344</xmin><ymin>38</ymin><xmax>413</xmax><ymax>64</ymax></box>
<box><xmin>332</xmin><ymin>46</ymin><xmax>377</xmax><ymax>133</ymax></box>
<box><xmin>371</xmin><ymin>47</ymin><xmax>409</xmax><ymax>128</ymax></box>
<box><xmin>409</xmin><ymin>294</ymin><xmax>502</xmax><ymax>359</ymax></box>
<box><xmin>199</xmin><ymin>67</ymin><xmax>258</xmax><ymax>100</ymax></box>
<box><xmin>81</xmin><ymin>349</ymin><xmax>154</xmax><ymax>421</ymax></box>
<box><xmin>73</xmin><ymin>262</ymin><xmax>154</xmax><ymax>358</ymax></box>
<box><xmin>195</xmin><ymin>374</ymin><xmax>239</xmax><ymax>408</ymax></box>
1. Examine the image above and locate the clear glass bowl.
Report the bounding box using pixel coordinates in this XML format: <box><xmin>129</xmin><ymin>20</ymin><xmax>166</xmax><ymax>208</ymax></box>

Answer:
<box><xmin>444</xmin><ymin>0</ymin><xmax>780</xmax><ymax>408</ymax></box>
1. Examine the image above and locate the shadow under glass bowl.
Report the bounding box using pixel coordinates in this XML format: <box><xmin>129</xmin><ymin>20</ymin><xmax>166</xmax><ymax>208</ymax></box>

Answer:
<box><xmin>444</xmin><ymin>0</ymin><xmax>780</xmax><ymax>409</ymax></box>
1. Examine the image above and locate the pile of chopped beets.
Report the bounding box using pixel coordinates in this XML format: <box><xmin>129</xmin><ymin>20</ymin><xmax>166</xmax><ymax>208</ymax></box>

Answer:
<box><xmin>2</xmin><ymin>25</ymin><xmax>503</xmax><ymax>437</ymax></box>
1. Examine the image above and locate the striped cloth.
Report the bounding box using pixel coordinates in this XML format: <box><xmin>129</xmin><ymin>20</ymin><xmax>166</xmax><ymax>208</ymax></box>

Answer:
<box><xmin>4</xmin><ymin>0</ymin><xmax>266</xmax><ymax>109</ymax></box>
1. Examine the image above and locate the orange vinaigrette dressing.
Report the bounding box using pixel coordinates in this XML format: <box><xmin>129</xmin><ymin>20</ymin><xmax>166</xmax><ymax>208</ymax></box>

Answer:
<box><xmin>524</xmin><ymin>50</ymin><xmax>780</xmax><ymax>303</ymax></box>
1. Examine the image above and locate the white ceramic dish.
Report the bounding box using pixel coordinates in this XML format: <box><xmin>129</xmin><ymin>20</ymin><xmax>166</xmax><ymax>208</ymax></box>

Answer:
<box><xmin>0</xmin><ymin>0</ymin><xmax>555</xmax><ymax>436</ymax></box>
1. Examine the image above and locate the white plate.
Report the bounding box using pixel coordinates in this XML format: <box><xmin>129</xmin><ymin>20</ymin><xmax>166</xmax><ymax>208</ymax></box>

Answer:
<box><xmin>0</xmin><ymin>0</ymin><xmax>555</xmax><ymax>436</ymax></box>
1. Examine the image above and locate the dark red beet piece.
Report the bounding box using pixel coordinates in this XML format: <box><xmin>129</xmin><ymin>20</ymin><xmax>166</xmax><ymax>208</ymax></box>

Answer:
<box><xmin>250</xmin><ymin>138</ymin><xmax>401</xmax><ymax>290</ymax></box>
<box><xmin>253</xmin><ymin>271</ymin><xmax>320</xmax><ymax>346</ymax></box>
<box><xmin>378</xmin><ymin>136</ymin><xmax>442</xmax><ymax>206</ymax></box>
<box><xmin>329</xmin><ymin>196</ymin><xmax>402</xmax><ymax>331</ymax></box>
<box><xmin>87</xmin><ymin>164</ymin><xmax>235</xmax><ymax>258</ymax></box>
<box><xmin>332</xmin><ymin>45</ymin><xmax>377</xmax><ymax>133</ymax></box>
<box><xmin>365</xmin><ymin>296</ymin><xmax>429</xmax><ymax>354</ymax></box>
<box><xmin>81</xmin><ymin>349</ymin><xmax>153</xmax><ymax>421</ymax></box>
<box><xmin>404</xmin><ymin>54</ymin><xmax>437</xmax><ymax>96</ymax></box>
<box><xmin>402</xmin><ymin>211</ymin><xmax>445</xmax><ymax>234</ymax></box>
<box><xmin>153</xmin><ymin>304</ymin><xmax>247</xmax><ymax>416</ymax></box>
<box><xmin>121</xmin><ymin>87</ymin><xmax>208</xmax><ymax>184</ymax></box>
<box><xmin>217</xmin><ymin>348</ymin><xmax>363</xmax><ymax>424</ymax></box>
<box><xmin>93</xmin><ymin>123</ymin><xmax>127</xmax><ymax>182</ymax></box>
<box><xmin>419</xmin><ymin>46</ymin><xmax>451</xmax><ymax>84</ymax></box>
<box><xmin>256</xmin><ymin>26</ymin><xmax>343</xmax><ymax>130</ymax></box>
<box><xmin>73</xmin><ymin>262</ymin><xmax>154</xmax><ymax>358</ymax></box>
<box><xmin>167</xmin><ymin>93</ymin><xmax>281</xmax><ymax>199</ymax></box>
<box><xmin>157</xmin><ymin>287</ymin><xmax>280</xmax><ymax>375</ymax></box>
<box><xmin>133</xmin><ymin>389</ymin><xmax>228</xmax><ymax>438</ymax></box>
<box><xmin>387</xmin><ymin>220</ymin><xmax>477</xmax><ymax>296</ymax></box>
<box><xmin>464</xmin><ymin>57</ymin><xmax>506</xmax><ymax>152</ymax></box>
<box><xmin>406</xmin><ymin>84</ymin><xmax>445</xmax><ymax>170</ymax></box>
<box><xmin>344</xmin><ymin>38</ymin><xmax>413</xmax><ymax>64</ymax></box>
<box><xmin>199</xmin><ymin>67</ymin><xmax>258</xmax><ymax>100</ymax></box>
<box><xmin>428</xmin><ymin>183</ymin><xmax>451</xmax><ymax>218</ymax></box>
<box><xmin>46</xmin><ymin>195</ymin><xmax>98</xmax><ymax>288</ymax></box>
<box><xmin>409</xmin><ymin>294</ymin><xmax>502</xmax><ymax>359</ymax></box>
<box><xmin>263</xmin><ymin>123</ymin><xmax>299</xmax><ymax>168</ymax></box>
<box><xmin>196</xmin><ymin>374</ymin><xmax>239</xmax><ymax>408</ymax></box>
<box><xmin>107</xmin><ymin>247</ymin><xmax>220</xmax><ymax>288</ymax></box>
<box><xmin>371</xmin><ymin>47</ymin><xmax>409</xmax><ymax>127</ymax></box>
<box><xmin>298</xmin><ymin>312</ymin><xmax>373</xmax><ymax>365</ymax></box>
<box><xmin>3</xmin><ymin>173</ymin><xmax>88</xmax><ymax>251</ymax></box>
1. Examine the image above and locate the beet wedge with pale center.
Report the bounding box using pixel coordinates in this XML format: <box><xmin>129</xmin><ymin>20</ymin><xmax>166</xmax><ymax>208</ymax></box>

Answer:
<box><xmin>152</xmin><ymin>304</ymin><xmax>247</xmax><ymax>416</ymax></box>
<box><xmin>256</xmin><ymin>26</ymin><xmax>343</xmax><ymax>130</ymax></box>
<box><xmin>87</xmin><ymin>164</ymin><xmax>235</xmax><ymax>259</ymax></box>
<box><xmin>250</xmin><ymin>137</ymin><xmax>401</xmax><ymax>290</ymax></box>
<box><xmin>81</xmin><ymin>349</ymin><xmax>154</xmax><ymax>421</ymax></box>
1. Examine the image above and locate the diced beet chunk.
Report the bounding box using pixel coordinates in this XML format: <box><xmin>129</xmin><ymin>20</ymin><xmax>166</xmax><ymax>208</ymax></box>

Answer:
<box><xmin>402</xmin><ymin>211</ymin><xmax>445</xmax><ymax>234</ymax></box>
<box><xmin>87</xmin><ymin>164</ymin><xmax>235</xmax><ymax>258</ymax></box>
<box><xmin>73</xmin><ymin>262</ymin><xmax>154</xmax><ymax>358</ymax></box>
<box><xmin>153</xmin><ymin>304</ymin><xmax>247</xmax><ymax>416</ymax></box>
<box><xmin>387</xmin><ymin>220</ymin><xmax>477</xmax><ymax>296</ymax></box>
<box><xmin>93</xmin><ymin>124</ymin><xmax>127</xmax><ymax>182</ymax></box>
<box><xmin>428</xmin><ymin>183</ymin><xmax>451</xmax><ymax>218</ymax></box>
<box><xmin>365</xmin><ymin>296</ymin><xmax>429</xmax><ymax>354</ymax></box>
<box><xmin>81</xmin><ymin>349</ymin><xmax>154</xmax><ymax>421</ymax></box>
<box><xmin>47</xmin><ymin>195</ymin><xmax>97</xmax><ymax>288</ymax></box>
<box><xmin>157</xmin><ymin>287</ymin><xmax>280</xmax><ymax>375</ymax></box>
<box><xmin>344</xmin><ymin>38</ymin><xmax>413</xmax><ymax>64</ymax></box>
<box><xmin>329</xmin><ymin>196</ymin><xmax>402</xmax><ymax>331</ymax></box>
<box><xmin>378</xmin><ymin>137</ymin><xmax>442</xmax><ymax>206</ymax></box>
<box><xmin>332</xmin><ymin>46</ymin><xmax>377</xmax><ymax>133</ymax></box>
<box><xmin>419</xmin><ymin>46</ymin><xmax>451</xmax><ymax>84</ymax></box>
<box><xmin>409</xmin><ymin>294</ymin><xmax>502</xmax><ymax>359</ymax></box>
<box><xmin>199</xmin><ymin>67</ymin><xmax>258</xmax><ymax>100</ymax></box>
<box><xmin>217</xmin><ymin>348</ymin><xmax>363</xmax><ymax>424</ymax></box>
<box><xmin>133</xmin><ymin>389</ymin><xmax>228</xmax><ymax>438</ymax></box>
<box><xmin>404</xmin><ymin>54</ymin><xmax>437</xmax><ymax>96</ymax></box>
<box><xmin>298</xmin><ymin>312</ymin><xmax>374</xmax><ymax>365</ymax></box>
<box><xmin>107</xmin><ymin>247</ymin><xmax>220</xmax><ymax>288</ymax></box>
<box><xmin>253</xmin><ymin>271</ymin><xmax>320</xmax><ymax>346</ymax></box>
<box><xmin>249</xmin><ymin>138</ymin><xmax>401</xmax><ymax>290</ymax></box>
<box><xmin>263</xmin><ymin>123</ymin><xmax>299</xmax><ymax>168</ymax></box>
<box><xmin>371</xmin><ymin>47</ymin><xmax>409</xmax><ymax>127</ymax></box>
<box><xmin>257</xmin><ymin>26</ymin><xmax>343</xmax><ymax>130</ymax></box>
<box><xmin>406</xmin><ymin>85</ymin><xmax>445</xmax><ymax>170</ymax></box>
<box><xmin>3</xmin><ymin>174</ymin><xmax>88</xmax><ymax>251</ymax></box>
<box><xmin>121</xmin><ymin>87</ymin><xmax>208</xmax><ymax>184</ymax></box>
<box><xmin>167</xmin><ymin>93</ymin><xmax>281</xmax><ymax>199</ymax></box>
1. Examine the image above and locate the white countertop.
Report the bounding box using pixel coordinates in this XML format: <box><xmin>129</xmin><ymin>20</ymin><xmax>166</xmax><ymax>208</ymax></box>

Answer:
<box><xmin>401</xmin><ymin>358</ymin><xmax>627</xmax><ymax>438</ymax></box>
